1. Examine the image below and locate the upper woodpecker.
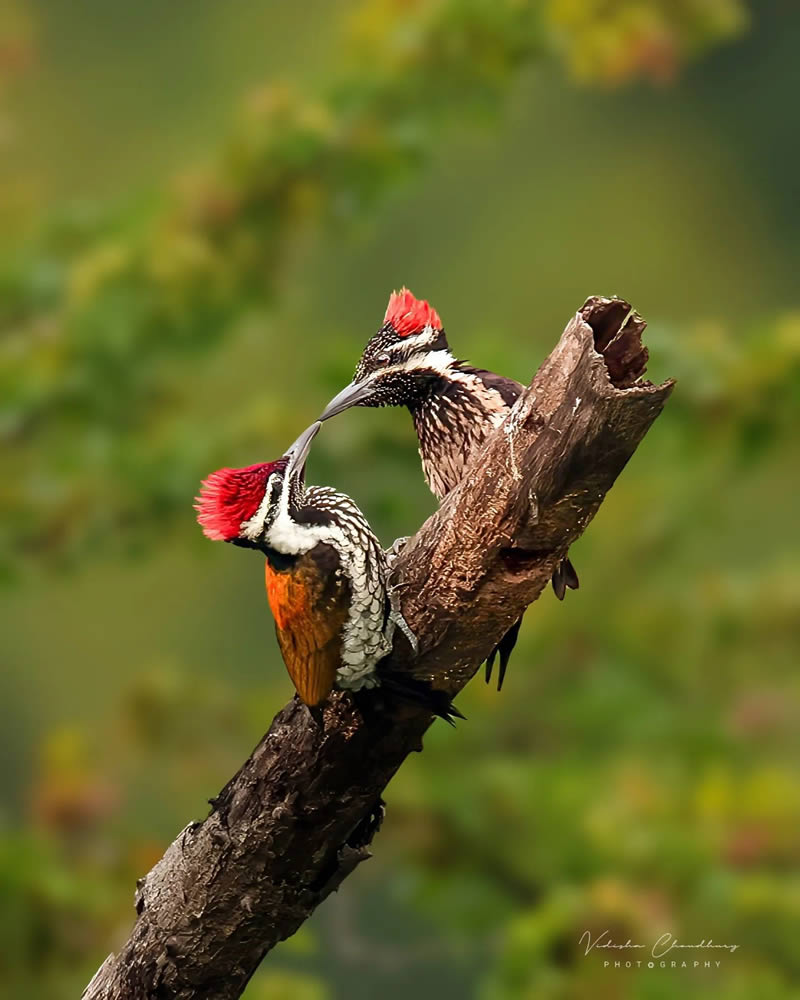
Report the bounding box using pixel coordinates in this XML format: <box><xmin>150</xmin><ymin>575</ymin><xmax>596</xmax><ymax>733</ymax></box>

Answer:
<box><xmin>319</xmin><ymin>288</ymin><xmax>579</xmax><ymax>691</ymax></box>
<box><xmin>195</xmin><ymin>421</ymin><xmax>460</xmax><ymax>722</ymax></box>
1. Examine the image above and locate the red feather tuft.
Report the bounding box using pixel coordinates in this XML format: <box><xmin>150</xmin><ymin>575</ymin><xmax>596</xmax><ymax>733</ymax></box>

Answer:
<box><xmin>383</xmin><ymin>287</ymin><xmax>442</xmax><ymax>337</ymax></box>
<box><xmin>194</xmin><ymin>462</ymin><xmax>283</xmax><ymax>541</ymax></box>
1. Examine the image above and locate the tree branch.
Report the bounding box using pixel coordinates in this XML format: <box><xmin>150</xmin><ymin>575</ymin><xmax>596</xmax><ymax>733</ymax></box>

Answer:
<box><xmin>83</xmin><ymin>296</ymin><xmax>674</xmax><ymax>1000</ymax></box>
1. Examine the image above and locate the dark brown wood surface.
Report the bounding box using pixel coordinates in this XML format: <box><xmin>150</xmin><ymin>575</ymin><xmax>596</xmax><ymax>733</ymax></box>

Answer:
<box><xmin>84</xmin><ymin>297</ymin><xmax>674</xmax><ymax>1000</ymax></box>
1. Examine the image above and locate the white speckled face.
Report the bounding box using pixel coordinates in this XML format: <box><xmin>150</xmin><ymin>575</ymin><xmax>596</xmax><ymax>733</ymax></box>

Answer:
<box><xmin>324</xmin><ymin>321</ymin><xmax>455</xmax><ymax>412</ymax></box>
<box><xmin>354</xmin><ymin>323</ymin><xmax>448</xmax><ymax>380</ymax></box>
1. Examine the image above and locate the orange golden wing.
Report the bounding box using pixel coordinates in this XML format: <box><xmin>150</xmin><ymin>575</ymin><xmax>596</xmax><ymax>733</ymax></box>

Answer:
<box><xmin>264</xmin><ymin>551</ymin><xmax>350</xmax><ymax>707</ymax></box>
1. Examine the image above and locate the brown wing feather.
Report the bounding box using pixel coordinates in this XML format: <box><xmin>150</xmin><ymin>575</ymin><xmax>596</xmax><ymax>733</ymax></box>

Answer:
<box><xmin>264</xmin><ymin>549</ymin><xmax>350</xmax><ymax>707</ymax></box>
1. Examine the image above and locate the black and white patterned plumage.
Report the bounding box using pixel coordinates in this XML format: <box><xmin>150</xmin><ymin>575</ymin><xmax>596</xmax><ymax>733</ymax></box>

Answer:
<box><xmin>319</xmin><ymin>295</ymin><xmax>580</xmax><ymax>690</ymax></box>
<box><xmin>334</xmin><ymin>317</ymin><xmax>522</xmax><ymax>499</ymax></box>
<box><xmin>410</xmin><ymin>365</ymin><xmax>520</xmax><ymax>500</ymax></box>
<box><xmin>281</xmin><ymin>485</ymin><xmax>392</xmax><ymax>691</ymax></box>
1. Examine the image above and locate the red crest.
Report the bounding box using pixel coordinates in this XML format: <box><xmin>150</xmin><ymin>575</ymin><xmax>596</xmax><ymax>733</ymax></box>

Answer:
<box><xmin>195</xmin><ymin>461</ymin><xmax>284</xmax><ymax>541</ymax></box>
<box><xmin>383</xmin><ymin>287</ymin><xmax>442</xmax><ymax>337</ymax></box>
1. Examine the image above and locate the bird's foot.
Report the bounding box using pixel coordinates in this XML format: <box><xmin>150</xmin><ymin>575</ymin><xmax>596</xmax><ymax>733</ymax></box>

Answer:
<box><xmin>347</xmin><ymin>798</ymin><xmax>386</xmax><ymax>849</ymax></box>
<box><xmin>384</xmin><ymin>535</ymin><xmax>410</xmax><ymax>569</ymax></box>
<box><xmin>388</xmin><ymin>584</ymin><xmax>418</xmax><ymax>655</ymax></box>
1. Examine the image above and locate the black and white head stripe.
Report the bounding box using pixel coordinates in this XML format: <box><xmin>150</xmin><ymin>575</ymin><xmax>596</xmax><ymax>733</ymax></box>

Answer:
<box><xmin>353</xmin><ymin>322</ymin><xmax>450</xmax><ymax>382</ymax></box>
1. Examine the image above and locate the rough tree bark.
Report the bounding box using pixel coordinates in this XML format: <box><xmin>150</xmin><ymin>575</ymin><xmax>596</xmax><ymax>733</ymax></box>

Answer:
<box><xmin>84</xmin><ymin>297</ymin><xmax>674</xmax><ymax>1000</ymax></box>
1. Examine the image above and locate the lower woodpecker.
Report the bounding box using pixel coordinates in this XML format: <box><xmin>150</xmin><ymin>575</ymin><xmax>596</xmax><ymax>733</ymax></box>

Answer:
<box><xmin>195</xmin><ymin>422</ymin><xmax>461</xmax><ymax>724</ymax></box>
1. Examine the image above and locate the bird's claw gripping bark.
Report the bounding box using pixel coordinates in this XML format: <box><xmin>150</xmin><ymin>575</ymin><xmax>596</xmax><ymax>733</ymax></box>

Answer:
<box><xmin>384</xmin><ymin>535</ymin><xmax>410</xmax><ymax>569</ymax></box>
<box><xmin>388</xmin><ymin>584</ymin><xmax>418</xmax><ymax>655</ymax></box>
<box><xmin>347</xmin><ymin>798</ymin><xmax>386</xmax><ymax>849</ymax></box>
<box><xmin>385</xmin><ymin>537</ymin><xmax>417</xmax><ymax>651</ymax></box>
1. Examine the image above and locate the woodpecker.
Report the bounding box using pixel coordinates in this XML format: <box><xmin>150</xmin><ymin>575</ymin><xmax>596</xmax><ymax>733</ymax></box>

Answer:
<box><xmin>195</xmin><ymin>421</ymin><xmax>460</xmax><ymax>723</ymax></box>
<box><xmin>319</xmin><ymin>288</ymin><xmax>579</xmax><ymax>691</ymax></box>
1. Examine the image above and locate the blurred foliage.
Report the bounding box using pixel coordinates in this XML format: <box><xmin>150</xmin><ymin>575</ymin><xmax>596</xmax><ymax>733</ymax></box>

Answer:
<box><xmin>547</xmin><ymin>0</ymin><xmax>748</xmax><ymax>84</ymax></box>
<box><xmin>1</xmin><ymin>0</ymin><xmax>544</xmax><ymax>575</ymax></box>
<box><xmin>0</xmin><ymin>0</ymin><xmax>33</xmax><ymax>93</ymax></box>
<box><xmin>0</xmin><ymin>0</ymin><xmax>750</xmax><ymax>577</ymax></box>
<box><xmin>6</xmin><ymin>1</ymin><xmax>800</xmax><ymax>1000</ymax></box>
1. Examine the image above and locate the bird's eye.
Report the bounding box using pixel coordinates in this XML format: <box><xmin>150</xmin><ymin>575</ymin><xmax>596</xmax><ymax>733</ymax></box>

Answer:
<box><xmin>376</xmin><ymin>352</ymin><xmax>391</xmax><ymax>364</ymax></box>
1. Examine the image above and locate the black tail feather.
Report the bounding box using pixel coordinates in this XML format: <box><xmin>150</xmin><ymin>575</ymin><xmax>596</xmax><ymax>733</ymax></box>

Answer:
<box><xmin>552</xmin><ymin>556</ymin><xmax>579</xmax><ymax>600</ymax></box>
<box><xmin>484</xmin><ymin>648</ymin><xmax>498</xmax><ymax>685</ymax></box>
<box><xmin>563</xmin><ymin>557</ymin><xmax>580</xmax><ymax>591</ymax></box>
<box><xmin>486</xmin><ymin>557</ymin><xmax>579</xmax><ymax>690</ymax></box>
<box><xmin>485</xmin><ymin>617</ymin><xmax>522</xmax><ymax>691</ymax></box>
<box><xmin>379</xmin><ymin>671</ymin><xmax>465</xmax><ymax>726</ymax></box>
<box><xmin>551</xmin><ymin>561</ymin><xmax>566</xmax><ymax>600</ymax></box>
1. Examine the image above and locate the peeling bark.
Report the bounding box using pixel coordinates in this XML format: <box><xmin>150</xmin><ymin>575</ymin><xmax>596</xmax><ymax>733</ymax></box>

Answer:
<box><xmin>84</xmin><ymin>297</ymin><xmax>674</xmax><ymax>1000</ymax></box>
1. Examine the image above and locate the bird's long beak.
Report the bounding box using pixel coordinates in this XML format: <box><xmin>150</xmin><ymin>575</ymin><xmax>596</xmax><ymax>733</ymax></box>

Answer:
<box><xmin>285</xmin><ymin>421</ymin><xmax>321</xmax><ymax>477</ymax></box>
<box><xmin>319</xmin><ymin>379</ymin><xmax>375</xmax><ymax>421</ymax></box>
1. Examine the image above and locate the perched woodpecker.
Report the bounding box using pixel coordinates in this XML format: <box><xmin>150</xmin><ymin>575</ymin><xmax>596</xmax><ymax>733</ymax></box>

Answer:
<box><xmin>320</xmin><ymin>289</ymin><xmax>579</xmax><ymax>691</ymax></box>
<box><xmin>195</xmin><ymin>421</ymin><xmax>460</xmax><ymax>722</ymax></box>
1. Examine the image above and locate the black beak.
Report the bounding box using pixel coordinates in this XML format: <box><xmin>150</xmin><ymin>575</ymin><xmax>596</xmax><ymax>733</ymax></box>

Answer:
<box><xmin>319</xmin><ymin>379</ymin><xmax>375</xmax><ymax>421</ymax></box>
<box><xmin>285</xmin><ymin>421</ymin><xmax>321</xmax><ymax>478</ymax></box>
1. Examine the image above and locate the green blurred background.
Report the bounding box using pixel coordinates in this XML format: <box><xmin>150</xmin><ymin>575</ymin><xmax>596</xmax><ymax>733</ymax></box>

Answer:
<box><xmin>2</xmin><ymin>1</ymin><xmax>799</xmax><ymax>997</ymax></box>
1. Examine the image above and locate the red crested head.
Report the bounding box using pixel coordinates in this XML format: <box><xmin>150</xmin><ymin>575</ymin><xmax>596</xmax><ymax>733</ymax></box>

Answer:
<box><xmin>195</xmin><ymin>460</ymin><xmax>286</xmax><ymax>541</ymax></box>
<box><xmin>383</xmin><ymin>287</ymin><xmax>442</xmax><ymax>337</ymax></box>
